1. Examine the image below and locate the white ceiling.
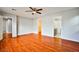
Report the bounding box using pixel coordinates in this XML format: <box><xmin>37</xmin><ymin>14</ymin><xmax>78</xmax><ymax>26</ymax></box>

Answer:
<box><xmin>0</xmin><ymin>7</ymin><xmax>75</xmax><ymax>19</ymax></box>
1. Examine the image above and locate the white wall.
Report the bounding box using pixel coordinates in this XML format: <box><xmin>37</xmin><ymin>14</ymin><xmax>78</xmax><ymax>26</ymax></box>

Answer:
<box><xmin>18</xmin><ymin>17</ymin><xmax>33</xmax><ymax>35</ymax></box>
<box><xmin>61</xmin><ymin>8</ymin><xmax>79</xmax><ymax>42</ymax></box>
<box><xmin>33</xmin><ymin>8</ymin><xmax>79</xmax><ymax>42</ymax></box>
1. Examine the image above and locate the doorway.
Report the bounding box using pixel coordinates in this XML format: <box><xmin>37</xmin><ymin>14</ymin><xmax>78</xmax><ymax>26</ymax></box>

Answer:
<box><xmin>3</xmin><ymin>18</ymin><xmax>12</xmax><ymax>39</ymax></box>
<box><xmin>53</xmin><ymin>16</ymin><xmax>62</xmax><ymax>38</ymax></box>
<box><xmin>53</xmin><ymin>16</ymin><xmax>62</xmax><ymax>44</ymax></box>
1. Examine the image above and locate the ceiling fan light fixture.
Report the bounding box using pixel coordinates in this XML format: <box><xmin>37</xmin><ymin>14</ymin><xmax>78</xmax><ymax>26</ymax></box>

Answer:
<box><xmin>32</xmin><ymin>11</ymin><xmax>36</xmax><ymax>14</ymax></box>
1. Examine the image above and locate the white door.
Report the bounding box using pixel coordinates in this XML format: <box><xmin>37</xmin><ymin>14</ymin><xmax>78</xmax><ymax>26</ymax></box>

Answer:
<box><xmin>0</xmin><ymin>16</ymin><xmax>3</xmax><ymax>40</ymax></box>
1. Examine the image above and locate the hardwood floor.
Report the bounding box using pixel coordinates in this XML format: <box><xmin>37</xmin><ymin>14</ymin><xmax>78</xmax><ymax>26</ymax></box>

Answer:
<box><xmin>3</xmin><ymin>33</ymin><xmax>12</xmax><ymax>39</ymax></box>
<box><xmin>0</xmin><ymin>33</ymin><xmax>79</xmax><ymax>52</ymax></box>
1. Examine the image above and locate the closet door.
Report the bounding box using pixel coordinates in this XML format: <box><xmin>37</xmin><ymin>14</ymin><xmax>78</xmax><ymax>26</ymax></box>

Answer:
<box><xmin>0</xmin><ymin>16</ymin><xmax>3</xmax><ymax>40</ymax></box>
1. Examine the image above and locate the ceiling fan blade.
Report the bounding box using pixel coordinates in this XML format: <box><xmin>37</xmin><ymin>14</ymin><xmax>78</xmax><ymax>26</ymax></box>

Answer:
<box><xmin>37</xmin><ymin>9</ymin><xmax>43</xmax><ymax>11</ymax></box>
<box><xmin>36</xmin><ymin>12</ymin><xmax>41</xmax><ymax>14</ymax></box>
<box><xmin>29</xmin><ymin>7</ymin><xmax>34</xmax><ymax>11</ymax></box>
<box><xmin>25</xmin><ymin>10</ymin><xmax>32</xmax><ymax>12</ymax></box>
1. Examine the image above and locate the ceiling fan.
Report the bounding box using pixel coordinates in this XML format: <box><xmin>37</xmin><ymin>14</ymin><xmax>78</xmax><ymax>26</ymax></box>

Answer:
<box><xmin>25</xmin><ymin>7</ymin><xmax>43</xmax><ymax>15</ymax></box>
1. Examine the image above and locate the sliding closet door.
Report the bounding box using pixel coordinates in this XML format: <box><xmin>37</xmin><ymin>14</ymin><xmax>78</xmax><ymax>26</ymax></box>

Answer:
<box><xmin>0</xmin><ymin>16</ymin><xmax>3</xmax><ymax>40</ymax></box>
